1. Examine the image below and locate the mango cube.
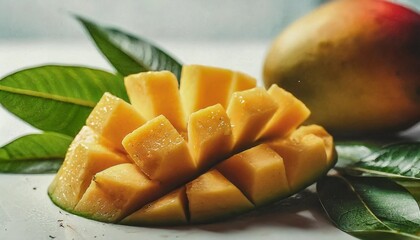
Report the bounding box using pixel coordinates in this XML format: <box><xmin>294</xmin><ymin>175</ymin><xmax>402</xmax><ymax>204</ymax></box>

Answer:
<box><xmin>124</xmin><ymin>71</ymin><xmax>186</xmax><ymax>131</ymax></box>
<box><xmin>259</xmin><ymin>85</ymin><xmax>310</xmax><ymax>140</ymax></box>
<box><xmin>217</xmin><ymin>144</ymin><xmax>290</xmax><ymax>206</ymax></box>
<box><xmin>180</xmin><ymin>65</ymin><xmax>233</xmax><ymax>118</ymax></box>
<box><xmin>290</xmin><ymin>125</ymin><xmax>335</xmax><ymax>162</ymax></box>
<box><xmin>268</xmin><ymin>128</ymin><xmax>328</xmax><ymax>191</ymax></box>
<box><xmin>230</xmin><ymin>71</ymin><xmax>257</xmax><ymax>95</ymax></box>
<box><xmin>48</xmin><ymin>126</ymin><xmax>129</xmax><ymax>210</ymax></box>
<box><xmin>187</xmin><ymin>104</ymin><xmax>233</xmax><ymax>170</ymax></box>
<box><xmin>122</xmin><ymin>115</ymin><xmax>196</xmax><ymax>183</ymax></box>
<box><xmin>86</xmin><ymin>93</ymin><xmax>146</xmax><ymax>151</ymax></box>
<box><xmin>121</xmin><ymin>187</ymin><xmax>188</xmax><ymax>226</ymax></box>
<box><xmin>186</xmin><ymin>169</ymin><xmax>254</xmax><ymax>223</ymax></box>
<box><xmin>74</xmin><ymin>163</ymin><xmax>162</xmax><ymax>222</ymax></box>
<box><xmin>227</xmin><ymin>88</ymin><xmax>278</xmax><ymax>150</ymax></box>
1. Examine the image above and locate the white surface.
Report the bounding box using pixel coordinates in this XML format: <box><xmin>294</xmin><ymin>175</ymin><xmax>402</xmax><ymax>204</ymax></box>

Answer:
<box><xmin>0</xmin><ymin>174</ymin><xmax>354</xmax><ymax>240</ymax></box>
<box><xmin>0</xmin><ymin>40</ymin><xmax>358</xmax><ymax>240</ymax></box>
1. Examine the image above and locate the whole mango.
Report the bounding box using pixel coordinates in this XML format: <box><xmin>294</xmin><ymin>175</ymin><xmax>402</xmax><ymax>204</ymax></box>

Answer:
<box><xmin>263</xmin><ymin>0</ymin><xmax>420</xmax><ymax>136</ymax></box>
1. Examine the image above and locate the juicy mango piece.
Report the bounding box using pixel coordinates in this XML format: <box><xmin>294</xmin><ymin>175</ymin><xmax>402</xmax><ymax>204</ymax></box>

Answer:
<box><xmin>124</xmin><ymin>71</ymin><xmax>186</xmax><ymax>131</ymax></box>
<box><xmin>49</xmin><ymin>67</ymin><xmax>336</xmax><ymax>226</ymax></box>
<box><xmin>180</xmin><ymin>65</ymin><xmax>234</xmax><ymax>118</ymax></box>
<box><xmin>259</xmin><ymin>84</ymin><xmax>310</xmax><ymax>140</ymax></box>
<box><xmin>227</xmin><ymin>88</ymin><xmax>278</xmax><ymax>150</ymax></box>
<box><xmin>268</xmin><ymin>126</ymin><xmax>330</xmax><ymax>191</ymax></box>
<box><xmin>48</xmin><ymin>126</ymin><xmax>114</xmax><ymax>194</ymax></box>
<box><xmin>230</xmin><ymin>71</ymin><xmax>257</xmax><ymax>99</ymax></box>
<box><xmin>74</xmin><ymin>163</ymin><xmax>162</xmax><ymax>222</ymax></box>
<box><xmin>121</xmin><ymin>187</ymin><xmax>188</xmax><ymax>226</ymax></box>
<box><xmin>186</xmin><ymin>169</ymin><xmax>254</xmax><ymax>223</ymax></box>
<box><xmin>86</xmin><ymin>93</ymin><xmax>146</xmax><ymax>151</ymax></box>
<box><xmin>187</xmin><ymin>104</ymin><xmax>233</xmax><ymax>170</ymax></box>
<box><xmin>217</xmin><ymin>144</ymin><xmax>290</xmax><ymax>206</ymax></box>
<box><xmin>48</xmin><ymin>126</ymin><xmax>128</xmax><ymax>210</ymax></box>
<box><xmin>122</xmin><ymin>115</ymin><xmax>196</xmax><ymax>184</ymax></box>
<box><xmin>290</xmin><ymin>125</ymin><xmax>336</xmax><ymax>162</ymax></box>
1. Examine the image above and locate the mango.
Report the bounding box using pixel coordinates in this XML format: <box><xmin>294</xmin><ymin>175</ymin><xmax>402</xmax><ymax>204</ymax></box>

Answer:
<box><xmin>217</xmin><ymin>144</ymin><xmax>290</xmax><ymax>206</ymax></box>
<box><xmin>187</xmin><ymin>104</ymin><xmax>233</xmax><ymax>170</ymax></box>
<box><xmin>268</xmin><ymin>126</ymin><xmax>331</xmax><ymax>191</ymax></box>
<box><xmin>121</xmin><ymin>187</ymin><xmax>188</xmax><ymax>226</ymax></box>
<box><xmin>263</xmin><ymin>0</ymin><xmax>420</xmax><ymax>136</ymax></box>
<box><xmin>74</xmin><ymin>163</ymin><xmax>162</xmax><ymax>222</ymax></box>
<box><xmin>180</xmin><ymin>65</ymin><xmax>233</xmax><ymax>118</ymax></box>
<box><xmin>48</xmin><ymin>126</ymin><xmax>129</xmax><ymax>210</ymax></box>
<box><xmin>122</xmin><ymin>115</ymin><xmax>196</xmax><ymax>184</ymax></box>
<box><xmin>179</xmin><ymin>65</ymin><xmax>256</xmax><ymax>120</ymax></box>
<box><xmin>258</xmin><ymin>84</ymin><xmax>310</xmax><ymax>140</ymax></box>
<box><xmin>124</xmin><ymin>71</ymin><xmax>186</xmax><ymax>131</ymax></box>
<box><xmin>49</xmin><ymin>67</ymin><xmax>336</xmax><ymax>226</ymax></box>
<box><xmin>186</xmin><ymin>169</ymin><xmax>254</xmax><ymax>223</ymax></box>
<box><xmin>86</xmin><ymin>92</ymin><xmax>145</xmax><ymax>151</ymax></box>
<box><xmin>227</xmin><ymin>87</ymin><xmax>278</xmax><ymax>150</ymax></box>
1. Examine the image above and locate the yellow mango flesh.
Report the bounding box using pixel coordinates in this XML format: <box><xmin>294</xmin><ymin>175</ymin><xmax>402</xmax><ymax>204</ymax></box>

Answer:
<box><xmin>217</xmin><ymin>144</ymin><xmax>290</xmax><ymax>206</ymax></box>
<box><xmin>121</xmin><ymin>187</ymin><xmax>188</xmax><ymax>226</ymax></box>
<box><xmin>186</xmin><ymin>169</ymin><xmax>254</xmax><ymax>223</ymax></box>
<box><xmin>259</xmin><ymin>84</ymin><xmax>310</xmax><ymax>140</ymax></box>
<box><xmin>227</xmin><ymin>88</ymin><xmax>278</xmax><ymax>150</ymax></box>
<box><xmin>180</xmin><ymin>65</ymin><xmax>234</xmax><ymax>118</ymax></box>
<box><xmin>230</xmin><ymin>71</ymin><xmax>257</xmax><ymax>98</ymax></box>
<box><xmin>50</xmin><ymin>67</ymin><xmax>336</xmax><ymax>226</ymax></box>
<box><xmin>74</xmin><ymin>163</ymin><xmax>162</xmax><ymax>222</ymax></box>
<box><xmin>122</xmin><ymin>115</ymin><xmax>196</xmax><ymax>184</ymax></box>
<box><xmin>268</xmin><ymin>127</ymin><xmax>329</xmax><ymax>191</ymax></box>
<box><xmin>48</xmin><ymin>126</ymin><xmax>128</xmax><ymax>210</ymax></box>
<box><xmin>48</xmin><ymin>126</ymin><xmax>111</xmax><ymax>194</ymax></box>
<box><xmin>290</xmin><ymin>125</ymin><xmax>336</xmax><ymax>162</ymax></box>
<box><xmin>187</xmin><ymin>104</ymin><xmax>233</xmax><ymax>170</ymax></box>
<box><xmin>124</xmin><ymin>71</ymin><xmax>186</xmax><ymax>131</ymax></box>
<box><xmin>86</xmin><ymin>93</ymin><xmax>146</xmax><ymax>151</ymax></box>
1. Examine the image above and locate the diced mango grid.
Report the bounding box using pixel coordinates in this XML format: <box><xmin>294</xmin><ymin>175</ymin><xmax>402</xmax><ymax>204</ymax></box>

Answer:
<box><xmin>49</xmin><ymin>65</ymin><xmax>333</xmax><ymax>225</ymax></box>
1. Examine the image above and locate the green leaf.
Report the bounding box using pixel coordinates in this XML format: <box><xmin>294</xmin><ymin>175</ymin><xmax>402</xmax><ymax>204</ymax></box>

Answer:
<box><xmin>335</xmin><ymin>141</ymin><xmax>382</xmax><ymax>167</ymax></box>
<box><xmin>0</xmin><ymin>133</ymin><xmax>73</xmax><ymax>173</ymax></box>
<box><xmin>0</xmin><ymin>65</ymin><xmax>127</xmax><ymax>137</ymax></box>
<box><xmin>76</xmin><ymin>16</ymin><xmax>183</xmax><ymax>79</ymax></box>
<box><xmin>396</xmin><ymin>179</ymin><xmax>420</xmax><ymax>204</ymax></box>
<box><xmin>317</xmin><ymin>175</ymin><xmax>420</xmax><ymax>239</ymax></box>
<box><xmin>347</xmin><ymin>142</ymin><xmax>420</xmax><ymax>180</ymax></box>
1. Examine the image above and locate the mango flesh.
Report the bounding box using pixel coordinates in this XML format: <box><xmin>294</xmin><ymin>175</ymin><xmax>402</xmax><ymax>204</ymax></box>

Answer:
<box><xmin>268</xmin><ymin>126</ymin><xmax>331</xmax><ymax>191</ymax></box>
<box><xmin>259</xmin><ymin>84</ymin><xmax>310</xmax><ymax>140</ymax></box>
<box><xmin>187</xmin><ymin>104</ymin><xmax>233</xmax><ymax>170</ymax></box>
<box><xmin>86</xmin><ymin>92</ymin><xmax>145</xmax><ymax>151</ymax></box>
<box><xmin>48</xmin><ymin>127</ymin><xmax>129</xmax><ymax>210</ymax></box>
<box><xmin>74</xmin><ymin>163</ymin><xmax>162</xmax><ymax>222</ymax></box>
<box><xmin>217</xmin><ymin>144</ymin><xmax>290</xmax><ymax>206</ymax></box>
<box><xmin>227</xmin><ymin>87</ymin><xmax>278</xmax><ymax>150</ymax></box>
<box><xmin>122</xmin><ymin>115</ymin><xmax>195</xmax><ymax>184</ymax></box>
<box><xmin>180</xmin><ymin>65</ymin><xmax>234</xmax><ymax>118</ymax></box>
<box><xmin>263</xmin><ymin>0</ymin><xmax>420</xmax><ymax>136</ymax></box>
<box><xmin>124</xmin><ymin>71</ymin><xmax>186</xmax><ymax>131</ymax></box>
<box><xmin>186</xmin><ymin>169</ymin><xmax>254</xmax><ymax>223</ymax></box>
<box><xmin>121</xmin><ymin>187</ymin><xmax>188</xmax><ymax>226</ymax></box>
<box><xmin>118</xmin><ymin>131</ymin><xmax>332</xmax><ymax>225</ymax></box>
<box><xmin>230</xmin><ymin>71</ymin><xmax>257</xmax><ymax>100</ymax></box>
<box><xmin>49</xmin><ymin>66</ymin><xmax>336</xmax><ymax>226</ymax></box>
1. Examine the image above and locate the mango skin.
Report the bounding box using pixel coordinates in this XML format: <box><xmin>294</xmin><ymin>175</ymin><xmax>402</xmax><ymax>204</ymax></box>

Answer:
<box><xmin>263</xmin><ymin>0</ymin><xmax>420</xmax><ymax>136</ymax></box>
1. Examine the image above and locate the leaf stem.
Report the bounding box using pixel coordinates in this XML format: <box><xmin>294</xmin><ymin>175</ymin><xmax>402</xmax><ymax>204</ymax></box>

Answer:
<box><xmin>0</xmin><ymin>85</ymin><xmax>96</xmax><ymax>107</ymax></box>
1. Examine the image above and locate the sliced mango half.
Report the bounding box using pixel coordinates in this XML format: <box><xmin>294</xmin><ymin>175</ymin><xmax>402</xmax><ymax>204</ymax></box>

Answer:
<box><xmin>48</xmin><ymin>65</ymin><xmax>336</xmax><ymax>226</ymax></box>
